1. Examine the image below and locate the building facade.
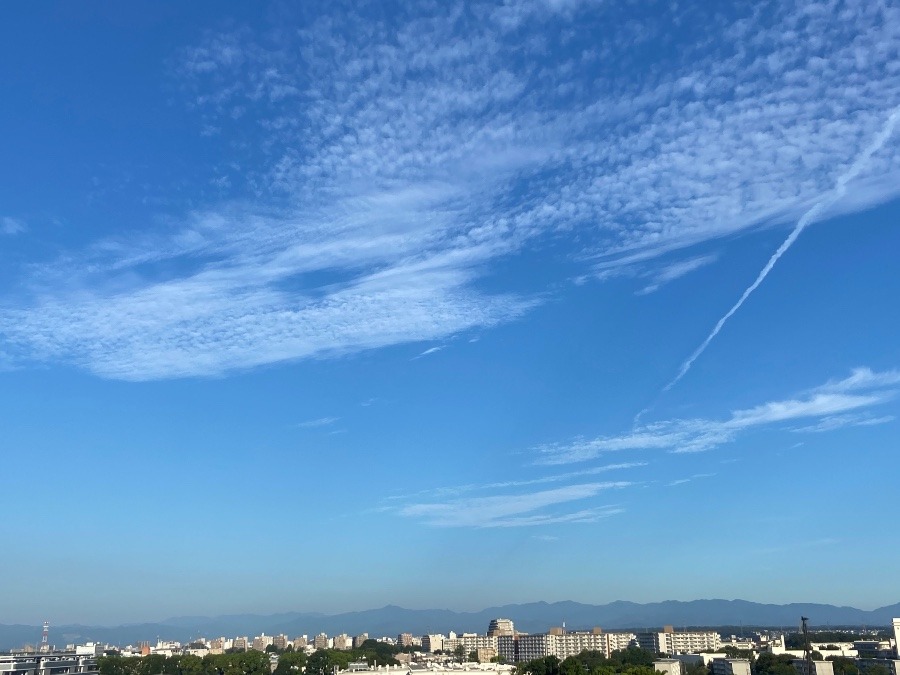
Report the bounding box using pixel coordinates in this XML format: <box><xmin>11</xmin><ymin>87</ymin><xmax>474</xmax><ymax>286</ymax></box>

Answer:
<box><xmin>0</xmin><ymin>653</ymin><xmax>99</xmax><ymax>675</ymax></box>
<box><xmin>637</xmin><ymin>629</ymin><xmax>721</xmax><ymax>655</ymax></box>
<box><xmin>712</xmin><ymin>659</ymin><xmax>752</xmax><ymax>675</ymax></box>
<box><xmin>498</xmin><ymin>630</ymin><xmax>637</xmax><ymax>663</ymax></box>
<box><xmin>489</xmin><ymin>620</ymin><xmax>515</xmax><ymax>637</ymax></box>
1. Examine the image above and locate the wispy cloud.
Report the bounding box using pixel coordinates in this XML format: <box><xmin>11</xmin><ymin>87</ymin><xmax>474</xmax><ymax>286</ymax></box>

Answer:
<box><xmin>1</xmin><ymin>216</ymin><xmax>26</xmax><ymax>235</ymax></box>
<box><xmin>414</xmin><ymin>345</ymin><xmax>444</xmax><ymax>359</ymax></box>
<box><xmin>537</xmin><ymin>368</ymin><xmax>898</xmax><ymax>464</ymax></box>
<box><xmin>637</xmin><ymin>254</ymin><xmax>719</xmax><ymax>295</ymax></box>
<box><xmin>791</xmin><ymin>413</ymin><xmax>894</xmax><ymax>433</ymax></box>
<box><xmin>296</xmin><ymin>416</ymin><xmax>340</xmax><ymax>428</ymax></box>
<box><xmin>386</xmin><ymin>461</ymin><xmax>646</xmax><ymax>502</ymax></box>
<box><xmin>1</xmin><ymin>3</ymin><xmax>899</xmax><ymax>379</ymax></box>
<box><xmin>664</xmin><ymin>106</ymin><xmax>900</xmax><ymax>391</ymax></box>
<box><xmin>667</xmin><ymin>472</ymin><xmax>715</xmax><ymax>487</ymax></box>
<box><xmin>396</xmin><ymin>482</ymin><xmax>629</xmax><ymax>528</ymax></box>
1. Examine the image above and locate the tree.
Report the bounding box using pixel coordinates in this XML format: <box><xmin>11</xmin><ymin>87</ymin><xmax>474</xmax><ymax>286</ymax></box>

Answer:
<box><xmin>754</xmin><ymin>653</ymin><xmax>796</xmax><ymax>675</ymax></box>
<box><xmin>469</xmin><ymin>652</ymin><xmax>480</xmax><ymax>664</ymax></box>
<box><xmin>273</xmin><ymin>651</ymin><xmax>307</xmax><ymax>675</ymax></box>
<box><xmin>454</xmin><ymin>645</ymin><xmax>467</xmax><ymax>663</ymax></box>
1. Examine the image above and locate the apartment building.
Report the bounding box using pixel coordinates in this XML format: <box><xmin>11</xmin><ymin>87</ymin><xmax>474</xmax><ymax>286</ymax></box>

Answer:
<box><xmin>488</xmin><ymin>620</ymin><xmax>515</xmax><ymax>637</ymax></box>
<box><xmin>422</xmin><ymin>635</ymin><xmax>445</xmax><ymax>653</ymax></box>
<box><xmin>498</xmin><ymin>630</ymin><xmax>636</xmax><ymax>663</ymax></box>
<box><xmin>0</xmin><ymin>653</ymin><xmax>99</xmax><ymax>675</ymax></box>
<box><xmin>637</xmin><ymin>628</ymin><xmax>721</xmax><ymax>655</ymax></box>
<box><xmin>251</xmin><ymin>635</ymin><xmax>273</xmax><ymax>652</ymax></box>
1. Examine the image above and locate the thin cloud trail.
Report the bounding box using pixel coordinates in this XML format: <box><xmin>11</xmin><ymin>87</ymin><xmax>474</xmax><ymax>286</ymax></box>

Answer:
<box><xmin>662</xmin><ymin>106</ymin><xmax>900</xmax><ymax>394</ymax></box>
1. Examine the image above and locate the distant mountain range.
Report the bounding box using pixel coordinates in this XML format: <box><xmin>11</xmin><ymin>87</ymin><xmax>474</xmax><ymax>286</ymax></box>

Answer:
<box><xmin>3</xmin><ymin>599</ymin><xmax>899</xmax><ymax>650</ymax></box>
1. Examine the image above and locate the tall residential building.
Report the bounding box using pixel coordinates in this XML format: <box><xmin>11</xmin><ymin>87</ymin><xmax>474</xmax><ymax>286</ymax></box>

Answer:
<box><xmin>313</xmin><ymin>634</ymin><xmax>330</xmax><ymax>650</ymax></box>
<box><xmin>251</xmin><ymin>635</ymin><xmax>274</xmax><ymax>652</ymax></box>
<box><xmin>233</xmin><ymin>637</ymin><xmax>248</xmax><ymax>652</ymax></box>
<box><xmin>498</xmin><ymin>630</ymin><xmax>636</xmax><ymax>663</ymax></box>
<box><xmin>353</xmin><ymin>634</ymin><xmax>369</xmax><ymax>649</ymax></box>
<box><xmin>637</xmin><ymin>628</ymin><xmax>721</xmax><ymax>655</ymax></box>
<box><xmin>397</xmin><ymin>634</ymin><xmax>413</xmax><ymax>648</ymax></box>
<box><xmin>488</xmin><ymin>619</ymin><xmax>515</xmax><ymax>637</ymax></box>
<box><xmin>333</xmin><ymin>635</ymin><xmax>352</xmax><ymax>651</ymax></box>
<box><xmin>423</xmin><ymin>635</ymin><xmax>445</xmax><ymax>653</ymax></box>
<box><xmin>293</xmin><ymin>636</ymin><xmax>308</xmax><ymax>650</ymax></box>
<box><xmin>894</xmin><ymin>619</ymin><xmax>900</xmax><ymax>657</ymax></box>
<box><xmin>273</xmin><ymin>635</ymin><xmax>288</xmax><ymax>651</ymax></box>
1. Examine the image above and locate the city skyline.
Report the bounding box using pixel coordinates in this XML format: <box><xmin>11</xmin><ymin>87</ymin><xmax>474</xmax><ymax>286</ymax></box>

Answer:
<box><xmin>2</xmin><ymin>1</ymin><xmax>900</xmax><ymax>624</ymax></box>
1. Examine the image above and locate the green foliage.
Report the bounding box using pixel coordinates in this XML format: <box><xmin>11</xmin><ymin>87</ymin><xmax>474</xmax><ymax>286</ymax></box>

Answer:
<box><xmin>753</xmin><ymin>653</ymin><xmax>796</xmax><ymax>675</ymax></box>
<box><xmin>517</xmin><ymin>647</ymin><xmax>660</xmax><ymax>675</ymax></box>
<box><xmin>683</xmin><ymin>660</ymin><xmax>712</xmax><ymax>675</ymax></box>
<box><xmin>98</xmin><ymin>651</ymin><xmax>272</xmax><ymax>675</ymax></box>
<box><xmin>273</xmin><ymin>651</ymin><xmax>307</xmax><ymax>675</ymax></box>
<box><xmin>784</xmin><ymin>632</ymin><xmax>889</xmax><ymax>650</ymax></box>
<box><xmin>721</xmin><ymin>647</ymin><xmax>754</xmax><ymax>660</ymax></box>
<box><xmin>304</xmin><ymin>644</ymin><xmax>400</xmax><ymax>675</ymax></box>
<box><xmin>827</xmin><ymin>656</ymin><xmax>859</xmax><ymax>675</ymax></box>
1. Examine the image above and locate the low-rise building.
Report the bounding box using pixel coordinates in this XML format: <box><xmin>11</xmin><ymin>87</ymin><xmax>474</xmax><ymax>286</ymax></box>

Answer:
<box><xmin>654</xmin><ymin>659</ymin><xmax>683</xmax><ymax>675</ymax></box>
<box><xmin>711</xmin><ymin>659</ymin><xmax>752</xmax><ymax>675</ymax></box>
<box><xmin>0</xmin><ymin>652</ymin><xmax>99</xmax><ymax>675</ymax></box>
<box><xmin>792</xmin><ymin>660</ymin><xmax>835</xmax><ymax>675</ymax></box>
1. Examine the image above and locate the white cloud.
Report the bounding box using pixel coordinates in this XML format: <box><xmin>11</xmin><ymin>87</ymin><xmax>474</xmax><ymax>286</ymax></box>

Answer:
<box><xmin>414</xmin><ymin>346</ymin><xmax>445</xmax><ymax>359</ymax></box>
<box><xmin>791</xmin><ymin>413</ymin><xmax>894</xmax><ymax>433</ymax></box>
<box><xmin>386</xmin><ymin>461</ymin><xmax>646</xmax><ymax>502</ymax></box>
<box><xmin>296</xmin><ymin>416</ymin><xmax>339</xmax><ymax>428</ymax></box>
<box><xmin>536</xmin><ymin>368</ymin><xmax>898</xmax><ymax>463</ymax></box>
<box><xmin>1</xmin><ymin>217</ymin><xmax>26</xmax><ymax>235</ymax></box>
<box><xmin>2</xmin><ymin>2</ymin><xmax>900</xmax><ymax>379</ymax></box>
<box><xmin>396</xmin><ymin>482</ymin><xmax>629</xmax><ymax>528</ymax></box>
<box><xmin>637</xmin><ymin>254</ymin><xmax>719</xmax><ymax>295</ymax></box>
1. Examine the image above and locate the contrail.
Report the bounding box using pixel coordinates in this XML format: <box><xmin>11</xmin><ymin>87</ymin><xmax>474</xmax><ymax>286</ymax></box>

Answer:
<box><xmin>663</xmin><ymin>106</ymin><xmax>900</xmax><ymax>393</ymax></box>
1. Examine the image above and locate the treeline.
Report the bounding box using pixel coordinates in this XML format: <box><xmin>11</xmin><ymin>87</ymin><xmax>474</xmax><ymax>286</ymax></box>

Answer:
<box><xmin>98</xmin><ymin>652</ymin><xmax>273</xmax><ymax>675</ymax></box>
<box><xmin>98</xmin><ymin>640</ymin><xmax>400</xmax><ymax>675</ymax></box>
<box><xmin>304</xmin><ymin>641</ymin><xmax>401</xmax><ymax>675</ymax></box>
<box><xmin>515</xmin><ymin>647</ymin><xmax>706</xmax><ymax>675</ymax></box>
<box><xmin>784</xmin><ymin>633</ymin><xmax>891</xmax><ymax>650</ymax></box>
<box><xmin>515</xmin><ymin>648</ymin><xmax>880</xmax><ymax>675</ymax></box>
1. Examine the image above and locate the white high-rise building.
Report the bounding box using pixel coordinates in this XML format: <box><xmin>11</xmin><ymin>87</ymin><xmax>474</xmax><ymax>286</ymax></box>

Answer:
<box><xmin>893</xmin><ymin>619</ymin><xmax>900</xmax><ymax>658</ymax></box>
<box><xmin>498</xmin><ymin>630</ymin><xmax>636</xmax><ymax>662</ymax></box>
<box><xmin>637</xmin><ymin>628</ymin><xmax>721</xmax><ymax>655</ymax></box>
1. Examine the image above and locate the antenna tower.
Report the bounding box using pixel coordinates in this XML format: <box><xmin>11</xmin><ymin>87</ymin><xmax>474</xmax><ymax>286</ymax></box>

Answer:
<box><xmin>41</xmin><ymin>621</ymin><xmax>49</xmax><ymax>652</ymax></box>
<box><xmin>801</xmin><ymin>617</ymin><xmax>812</xmax><ymax>675</ymax></box>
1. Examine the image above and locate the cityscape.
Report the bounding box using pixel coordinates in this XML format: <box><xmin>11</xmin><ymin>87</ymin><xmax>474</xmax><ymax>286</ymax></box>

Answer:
<box><xmin>3</xmin><ymin>617</ymin><xmax>900</xmax><ymax>675</ymax></box>
<box><xmin>2</xmin><ymin>6</ymin><xmax>899</xmax><ymax>675</ymax></box>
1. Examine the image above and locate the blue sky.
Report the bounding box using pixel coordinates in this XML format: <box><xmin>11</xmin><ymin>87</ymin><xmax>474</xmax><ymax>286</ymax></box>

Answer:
<box><xmin>2</xmin><ymin>0</ymin><xmax>900</xmax><ymax>625</ymax></box>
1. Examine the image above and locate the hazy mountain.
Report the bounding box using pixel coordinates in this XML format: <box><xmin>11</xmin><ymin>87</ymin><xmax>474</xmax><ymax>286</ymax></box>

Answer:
<box><xmin>3</xmin><ymin>600</ymin><xmax>898</xmax><ymax>650</ymax></box>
